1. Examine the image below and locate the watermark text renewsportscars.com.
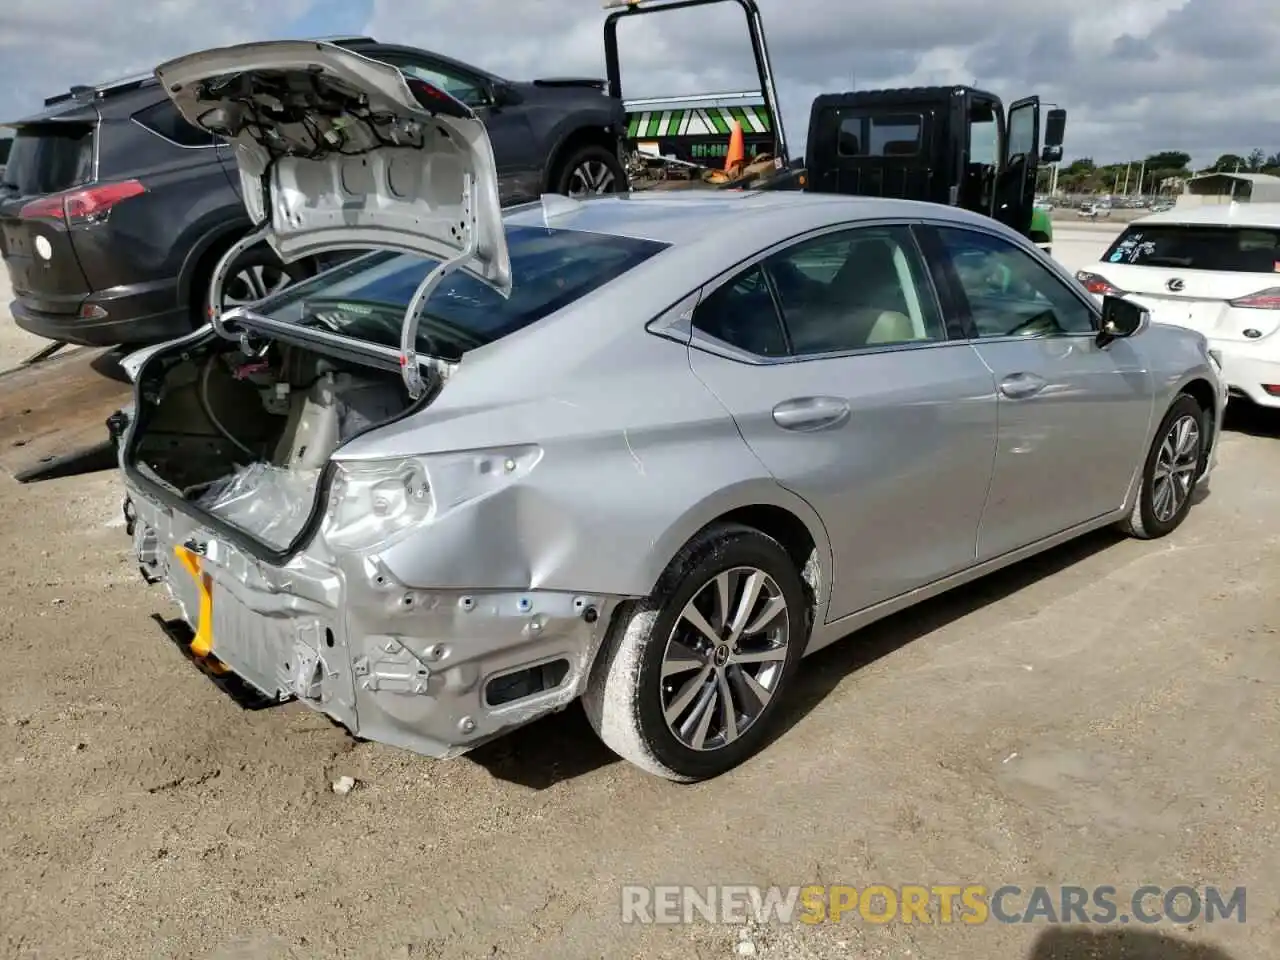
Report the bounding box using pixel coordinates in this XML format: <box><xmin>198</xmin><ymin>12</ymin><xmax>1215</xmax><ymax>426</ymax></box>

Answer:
<box><xmin>621</xmin><ymin>884</ymin><xmax>1247</xmax><ymax>926</ymax></box>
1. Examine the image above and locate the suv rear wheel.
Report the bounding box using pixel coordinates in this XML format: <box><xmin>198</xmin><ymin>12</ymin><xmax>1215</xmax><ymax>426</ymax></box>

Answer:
<box><xmin>554</xmin><ymin>144</ymin><xmax>626</xmax><ymax>198</ymax></box>
<box><xmin>197</xmin><ymin>243</ymin><xmax>310</xmax><ymax>325</ymax></box>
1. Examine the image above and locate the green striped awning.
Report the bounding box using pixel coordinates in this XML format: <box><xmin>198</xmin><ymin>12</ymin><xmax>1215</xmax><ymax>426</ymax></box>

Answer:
<box><xmin>626</xmin><ymin>104</ymin><xmax>773</xmax><ymax>139</ymax></box>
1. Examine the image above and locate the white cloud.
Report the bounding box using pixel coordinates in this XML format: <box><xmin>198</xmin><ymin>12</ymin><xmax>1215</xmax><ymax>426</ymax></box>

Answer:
<box><xmin>2</xmin><ymin>0</ymin><xmax>1278</xmax><ymax>165</ymax></box>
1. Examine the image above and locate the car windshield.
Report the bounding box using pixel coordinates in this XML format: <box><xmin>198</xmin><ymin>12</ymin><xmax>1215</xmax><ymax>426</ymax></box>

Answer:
<box><xmin>1102</xmin><ymin>224</ymin><xmax>1280</xmax><ymax>272</ymax></box>
<box><xmin>258</xmin><ymin>225</ymin><xmax>668</xmax><ymax>360</ymax></box>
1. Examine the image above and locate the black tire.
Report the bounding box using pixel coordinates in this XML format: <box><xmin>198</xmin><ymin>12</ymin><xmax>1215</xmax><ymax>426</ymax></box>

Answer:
<box><xmin>582</xmin><ymin>522</ymin><xmax>809</xmax><ymax>782</ymax></box>
<box><xmin>552</xmin><ymin>144</ymin><xmax>626</xmax><ymax>198</ymax></box>
<box><xmin>195</xmin><ymin>243</ymin><xmax>311</xmax><ymax>326</ymax></box>
<box><xmin>1119</xmin><ymin>393</ymin><xmax>1209</xmax><ymax>540</ymax></box>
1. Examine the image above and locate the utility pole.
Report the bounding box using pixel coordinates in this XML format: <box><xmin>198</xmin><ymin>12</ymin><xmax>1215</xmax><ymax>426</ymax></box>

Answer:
<box><xmin>1134</xmin><ymin>160</ymin><xmax>1145</xmax><ymax>198</ymax></box>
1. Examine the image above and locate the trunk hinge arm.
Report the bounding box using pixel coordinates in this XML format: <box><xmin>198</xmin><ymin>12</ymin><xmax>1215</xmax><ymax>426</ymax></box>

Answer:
<box><xmin>207</xmin><ymin>225</ymin><xmax>272</xmax><ymax>341</ymax></box>
<box><xmin>399</xmin><ymin>174</ymin><xmax>478</xmax><ymax>400</ymax></box>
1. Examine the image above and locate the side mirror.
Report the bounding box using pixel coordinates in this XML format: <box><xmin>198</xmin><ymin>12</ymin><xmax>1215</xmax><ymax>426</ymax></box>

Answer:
<box><xmin>1098</xmin><ymin>295</ymin><xmax>1148</xmax><ymax>345</ymax></box>
<box><xmin>1041</xmin><ymin>145</ymin><xmax>1063</xmax><ymax>164</ymax></box>
<box><xmin>1044</xmin><ymin>108</ymin><xmax>1066</xmax><ymax>148</ymax></box>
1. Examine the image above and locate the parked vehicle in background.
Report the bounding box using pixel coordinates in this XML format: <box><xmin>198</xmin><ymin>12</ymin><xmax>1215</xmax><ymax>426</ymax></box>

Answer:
<box><xmin>114</xmin><ymin>42</ymin><xmax>1223</xmax><ymax>783</ymax></box>
<box><xmin>608</xmin><ymin>0</ymin><xmax>1067</xmax><ymax>253</ymax></box>
<box><xmin>0</xmin><ymin>37</ymin><xmax>628</xmax><ymax>348</ymax></box>
<box><xmin>1077</xmin><ymin>203</ymin><xmax>1280</xmax><ymax>409</ymax></box>
<box><xmin>1078</xmin><ymin>202</ymin><xmax>1112</xmax><ymax>219</ymax></box>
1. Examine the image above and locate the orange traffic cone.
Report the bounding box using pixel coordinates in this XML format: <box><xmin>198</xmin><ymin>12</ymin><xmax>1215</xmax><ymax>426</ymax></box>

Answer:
<box><xmin>724</xmin><ymin>119</ymin><xmax>745</xmax><ymax>175</ymax></box>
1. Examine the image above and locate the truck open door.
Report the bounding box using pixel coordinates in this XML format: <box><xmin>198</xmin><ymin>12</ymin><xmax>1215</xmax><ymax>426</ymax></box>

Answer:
<box><xmin>603</xmin><ymin>0</ymin><xmax>790</xmax><ymax>167</ymax></box>
<box><xmin>991</xmin><ymin>95</ymin><xmax>1039</xmax><ymax>235</ymax></box>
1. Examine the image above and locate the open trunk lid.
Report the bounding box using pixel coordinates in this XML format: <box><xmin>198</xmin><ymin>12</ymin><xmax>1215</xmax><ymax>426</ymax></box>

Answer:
<box><xmin>155</xmin><ymin>40</ymin><xmax>513</xmax><ymax>396</ymax></box>
<box><xmin>156</xmin><ymin>39</ymin><xmax>510</xmax><ymax>280</ymax></box>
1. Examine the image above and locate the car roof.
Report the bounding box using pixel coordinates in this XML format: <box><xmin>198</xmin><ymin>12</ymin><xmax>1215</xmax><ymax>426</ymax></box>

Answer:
<box><xmin>503</xmin><ymin>191</ymin><xmax>1014</xmax><ymax>249</ymax></box>
<box><xmin>1129</xmin><ymin>202</ymin><xmax>1280</xmax><ymax>230</ymax></box>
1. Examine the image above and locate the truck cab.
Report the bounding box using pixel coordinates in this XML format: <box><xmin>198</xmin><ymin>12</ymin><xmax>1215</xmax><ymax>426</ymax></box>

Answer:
<box><xmin>604</xmin><ymin>0</ymin><xmax>1066</xmax><ymax>251</ymax></box>
<box><xmin>804</xmin><ymin>87</ymin><xmax>1066</xmax><ymax>251</ymax></box>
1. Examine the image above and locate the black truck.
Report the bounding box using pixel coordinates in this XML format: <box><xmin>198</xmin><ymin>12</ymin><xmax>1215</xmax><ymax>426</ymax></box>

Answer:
<box><xmin>608</xmin><ymin>0</ymin><xmax>1066</xmax><ymax>251</ymax></box>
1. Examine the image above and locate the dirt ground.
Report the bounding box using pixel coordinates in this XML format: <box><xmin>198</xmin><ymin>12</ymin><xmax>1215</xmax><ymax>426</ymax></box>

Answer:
<box><xmin>0</xmin><ymin>272</ymin><xmax>46</xmax><ymax>371</ymax></box>
<box><xmin>1</xmin><ymin>233</ymin><xmax>1279</xmax><ymax>960</ymax></box>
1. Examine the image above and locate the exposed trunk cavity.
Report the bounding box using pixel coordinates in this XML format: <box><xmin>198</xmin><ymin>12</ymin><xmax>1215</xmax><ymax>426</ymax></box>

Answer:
<box><xmin>126</xmin><ymin>337</ymin><xmax>415</xmax><ymax>552</ymax></box>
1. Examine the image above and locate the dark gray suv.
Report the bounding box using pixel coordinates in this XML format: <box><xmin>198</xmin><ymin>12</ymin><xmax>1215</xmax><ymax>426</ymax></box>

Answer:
<box><xmin>0</xmin><ymin>37</ymin><xmax>629</xmax><ymax>348</ymax></box>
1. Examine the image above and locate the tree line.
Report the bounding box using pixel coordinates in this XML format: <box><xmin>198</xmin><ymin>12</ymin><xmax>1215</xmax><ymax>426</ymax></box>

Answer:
<box><xmin>1045</xmin><ymin>150</ymin><xmax>1280</xmax><ymax>196</ymax></box>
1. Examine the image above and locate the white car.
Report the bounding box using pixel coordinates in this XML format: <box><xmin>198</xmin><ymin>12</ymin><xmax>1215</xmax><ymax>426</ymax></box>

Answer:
<box><xmin>1077</xmin><ymin>203</ymin><xmax>1280</xmax><ymax>409</ymax></box>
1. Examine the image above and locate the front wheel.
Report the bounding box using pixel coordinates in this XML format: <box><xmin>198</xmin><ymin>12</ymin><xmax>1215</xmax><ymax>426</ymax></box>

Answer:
<box><xmin>553</xmin><ymin>144</ymin><xmax>627</xmax><ymax>198</ymax></box>
<box><xmin>582</xmin><ymin>523</ymin><xmax>808</xmax><ymax>782</ymax></box>
<box><xmin>1119</xmin><ymin>393</ymin><xmax>1208</xmax><ymax>539</ymax></box>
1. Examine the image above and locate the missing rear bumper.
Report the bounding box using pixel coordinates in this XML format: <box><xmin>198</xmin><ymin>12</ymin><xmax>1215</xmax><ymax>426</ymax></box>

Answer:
<box><xmin>128</xmin><ymin>489</ymin><xmax>622</xmax><ymax>759</ymax></box>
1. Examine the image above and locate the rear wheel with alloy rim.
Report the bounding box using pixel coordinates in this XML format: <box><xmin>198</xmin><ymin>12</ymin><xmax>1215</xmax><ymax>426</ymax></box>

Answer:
<box><xmin>1120</xmin><ymin>392</ymin><xmax>1208</xmax><ymax>539</ymax></box>
<box><xmin>196</xmin><ymin>243</ymin><xmax>311</xmax><ymax>327</ymax></box>
<box><xmin>583</xmin><ymin>523</ymin><xmax>808</xmax><ymax>781</ymax></box>
<box><xmin>553</xmin><ymin>144</ymin><xmax>626</xmax><ymax>199</ymax></box>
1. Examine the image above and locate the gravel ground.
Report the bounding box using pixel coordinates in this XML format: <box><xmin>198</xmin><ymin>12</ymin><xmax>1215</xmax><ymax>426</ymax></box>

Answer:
<box><xmin>0</xmin><ymin>228</ymin><xmax>1278</xmax><ymax>960</ymax></box>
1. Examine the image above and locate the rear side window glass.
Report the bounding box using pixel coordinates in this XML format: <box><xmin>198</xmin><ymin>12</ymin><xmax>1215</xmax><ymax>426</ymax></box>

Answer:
<box><xmin>3</xmin><ymin>124</ymin><xmax>95</xmax><ymax>194</ymax></box>
<box><xmin>837</xmin><ymin>112</ymin><xmax>922</xmax><ymax>158</ymax></box>
<box><xmin>133</xmin><ymin>101</ymin><xmax>217</xmax><ymax>148</ymax></box>
<box><xmin>692</xmin><ymin>266</ymin><xmax>789</xmax><ymax>357</ymax></box>
<box><xmin>1102</xmin><ymin>225</ymin><xmax>1280</xmax><ymax>273</ymax></box>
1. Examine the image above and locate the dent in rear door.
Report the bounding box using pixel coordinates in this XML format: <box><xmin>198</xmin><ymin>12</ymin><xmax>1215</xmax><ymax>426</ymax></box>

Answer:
<box><xmin>686</xmin><ymin>224</ymin><xmax>998</xmax><ymax>623</ymax></box>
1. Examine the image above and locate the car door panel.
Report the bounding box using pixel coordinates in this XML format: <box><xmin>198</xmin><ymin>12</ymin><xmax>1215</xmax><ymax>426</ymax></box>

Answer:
<box><xmin>968</xmin><ymin>335</ymin><xmax>1152</xmax><ymax>556</ymax></box>
<box><xmin>991</xmin><ymin>96</ymin><xmax>1039</xmax><ymax>235</ymax></box>
<box><xmin>690</xmin><ymin>345</ymin><xmax>998</xmax><ymax>621</ymax></box>
<box><xmin>686</xmin><ymin>224</ymin><xmax>998</xmax><ymax>623</ymax></box>
<box><xmin>926</xmin><ymin>224</ymin><xmax>1155</xmax><ymax>559</ymax></box>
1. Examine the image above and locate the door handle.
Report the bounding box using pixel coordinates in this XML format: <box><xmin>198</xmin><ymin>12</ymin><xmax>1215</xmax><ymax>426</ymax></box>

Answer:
<box><xmin>998</xmin><ymin>372</ymin><xmax>1048</xmax><ymax>399</ymax></box>
<box><xmin>772</xmin><ymin>396</ymin><xmax>850</xmax><ymax>432</ymax></box>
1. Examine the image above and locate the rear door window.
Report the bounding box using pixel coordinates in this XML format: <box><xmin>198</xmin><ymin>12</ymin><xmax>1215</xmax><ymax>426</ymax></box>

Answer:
<box><xmin>2</xmin><ymin>123</ymin><xmax>95</xmax><ymax>195</ymax></box>
<box><xmin>1103</xmin><ymin>225</ymin><xmax>1280</xmax><ymax>273</ymax></box>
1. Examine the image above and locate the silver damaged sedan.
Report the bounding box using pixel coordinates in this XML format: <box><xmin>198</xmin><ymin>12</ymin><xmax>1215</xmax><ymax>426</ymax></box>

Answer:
<box><xmin>115</xmin><ymin>42</ymin><xmax>1226</xmax><ymax>781</ymax></box>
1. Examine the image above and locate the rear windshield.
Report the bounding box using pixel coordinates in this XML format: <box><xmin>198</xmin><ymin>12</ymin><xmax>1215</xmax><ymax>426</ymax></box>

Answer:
<box><xmin>1102</xmin><ymin>224</ymin><xmax>1280</xmax><ymax>273</ymax></box>
<box><xmin>1</xmin><ymin>123</ymin><xmax>95</xmax><ymax>196</ymax></box>
<box><xmin>259</xmin><ymin>225</ymin><xmax>668</xmax><ymax>360</ymax></box>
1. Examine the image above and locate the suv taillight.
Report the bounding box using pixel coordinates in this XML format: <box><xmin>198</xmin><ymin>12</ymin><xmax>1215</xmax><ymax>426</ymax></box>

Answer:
<box><xmin>1075</xmin><ymin>270</ymin><xmax>1125</xmax><ymax>296</ymax></box>
<box><xmin>19</xmin><ymin>180</ymin><xmax>146</xmax><ymax>224</ymax></box>
<box><xmin>1228</xmin><ymin>287</ymin><xmax>1280</xmax><ymax>309</ymax></box>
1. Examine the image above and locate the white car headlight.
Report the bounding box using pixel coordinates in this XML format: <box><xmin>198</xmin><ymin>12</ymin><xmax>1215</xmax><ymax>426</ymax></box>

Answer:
<box><xmin>322</xmin><ymin>445</ymin><xmax>542</xmax><ymax>551</ymax></box>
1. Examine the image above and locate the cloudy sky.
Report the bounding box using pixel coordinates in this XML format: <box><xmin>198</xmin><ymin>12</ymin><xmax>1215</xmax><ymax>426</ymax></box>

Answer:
<box><xmin>1</xmin><ymin>0</ymin><xmax>1277</xmax><ymax>167</ymax></box>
